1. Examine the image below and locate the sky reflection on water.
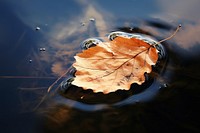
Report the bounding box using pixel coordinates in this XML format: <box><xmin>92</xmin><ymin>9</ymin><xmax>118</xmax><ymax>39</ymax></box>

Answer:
<box><xmin>1</xmin><ymin>0</ymin><xmax>200</xmax><ymax>133</ymax></box>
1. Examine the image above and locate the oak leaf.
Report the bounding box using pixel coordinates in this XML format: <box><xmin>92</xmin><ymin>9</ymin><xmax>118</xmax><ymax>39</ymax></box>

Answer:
<box><xmin>72</xmin><ymin>36</ymin><xmax>158</xmax><ymax>94</ymax></box>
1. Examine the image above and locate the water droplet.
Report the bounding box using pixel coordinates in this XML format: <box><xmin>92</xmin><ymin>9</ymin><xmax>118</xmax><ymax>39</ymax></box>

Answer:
<box><xmin>80</xmin><ymin>22</ymin><xmax>85</xmax><ymax>26</ymax></box>
<box><xmin>39</xmin><ymin>48</ymin><xmax>46</xmax><ymax>51</ymax></box>
<box><xmin>80</xmin><ymin>38</ymin><xmax>102</xmax><ymax>50</ymax></box>
<box><xmin>89</xmin><ymin>17</ymin><xmax>95</xmax><ymax>22</ymax></box>
<box><xmin>163</xmin><ymin>83</ymin><xmax>168</xmax><ymax>88</ymax></box>
<box><xmin>159</xmin><ymin>83</ymin><xmax>168</xmax><ymax>90</ymax></box>
<box><xmin>35</xmin><ymin>26</ymin><xmax>40</xmax><ymax>31</ymax></box>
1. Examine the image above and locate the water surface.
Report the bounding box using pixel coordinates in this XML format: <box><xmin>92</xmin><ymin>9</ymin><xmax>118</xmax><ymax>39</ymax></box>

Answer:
<box><xmin>0</xmin><ymin>0</ymin><xmax>200</xmax><ymax>133</ymax></box>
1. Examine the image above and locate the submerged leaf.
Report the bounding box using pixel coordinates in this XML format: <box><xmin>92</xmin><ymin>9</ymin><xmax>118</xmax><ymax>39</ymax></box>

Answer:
<box><xmin>72</xmin><ymin>36</ymin><xmax>159</xmax><ymax>94</ymax></box>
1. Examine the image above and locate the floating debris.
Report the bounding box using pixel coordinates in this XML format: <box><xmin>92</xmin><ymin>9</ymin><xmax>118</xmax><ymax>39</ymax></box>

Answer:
<box><xmin>35</xmin><ymin>26</ymin><xmax>41</xmax><ymax>31</ymax></box>
<box><xmin>29</xmin><ymin>59</ymin><xmax>32</xmax><ymax>63</ymax></box>
<box><xmin>39</xmin><ymin>48</ymin><xmax>46</xmax><ymax>51</ymax></box>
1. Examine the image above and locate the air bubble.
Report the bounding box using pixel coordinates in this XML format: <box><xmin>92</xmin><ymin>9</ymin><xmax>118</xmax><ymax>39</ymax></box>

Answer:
<box><xmin>80</xmin><ymin>22</ymin><xmax>85</xmax><ymax>26</ymax></box>
<box><xmin>163</xmin><ymin>83</ymin><xmax>168</xmax><ymax>88</ymax></box>
<box><xmin>80</xmin><ymin>38</ymin><xmax>102</xmax><ymax>50</ymax></box>
<box><xmin>89</xmin><ymin>17</ymin><xmax>95</xmax><ymax>22</ymax></box>
<box><xmin>35</xmin><ymin>26</ymin><xmax>40</xmax><ymax>31</ymax></box>
<box><xmin>39</xmin><ymin>47</ymin><xmax>46</xmax><ymax>51</ymax></box>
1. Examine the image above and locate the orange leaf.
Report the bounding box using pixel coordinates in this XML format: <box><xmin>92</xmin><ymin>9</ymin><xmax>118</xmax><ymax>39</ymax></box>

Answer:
<box><xmin>72</xmin><ymin>36</ymin><xmax>159</xmax><ymax>94</ymax></box>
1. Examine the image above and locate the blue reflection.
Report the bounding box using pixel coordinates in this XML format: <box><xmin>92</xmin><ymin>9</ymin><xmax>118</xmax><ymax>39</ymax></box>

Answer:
<box><xmin>1</xmin><ymin>0</ymin><xmax>200</xmax><ymax>132</ymax></box>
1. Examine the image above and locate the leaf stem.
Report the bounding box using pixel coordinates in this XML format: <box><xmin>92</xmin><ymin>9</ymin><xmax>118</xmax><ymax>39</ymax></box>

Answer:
<box><xmin>155</xmin><ymin>24</ymin><xmax>181</xmax><ymax>45</ymax></box>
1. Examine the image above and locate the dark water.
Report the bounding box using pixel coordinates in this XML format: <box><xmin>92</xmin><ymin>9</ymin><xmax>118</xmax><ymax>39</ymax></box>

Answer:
<box><xmin>1</xmin><ymin>0</ymin><xmax>200</xmax><ymax>133</ymax></box>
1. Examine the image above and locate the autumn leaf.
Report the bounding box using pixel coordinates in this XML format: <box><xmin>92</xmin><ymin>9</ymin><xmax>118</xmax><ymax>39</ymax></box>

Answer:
<box><xmin>72</xmin><ymin>36</ymin><xmax>159</xmax><ymax>94</ymax></box>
